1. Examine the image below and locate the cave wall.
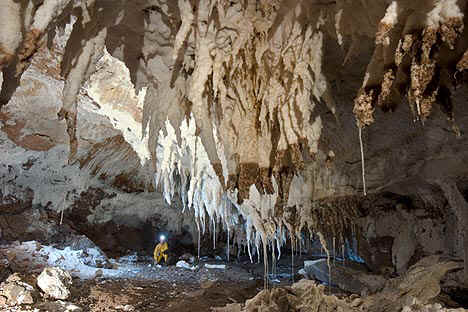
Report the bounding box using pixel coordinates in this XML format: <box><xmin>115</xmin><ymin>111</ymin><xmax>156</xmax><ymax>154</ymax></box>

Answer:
<box><xmin>0</xmin><ymin>30</ymin><xmax>198</xmax><ymax>256</ymax></box>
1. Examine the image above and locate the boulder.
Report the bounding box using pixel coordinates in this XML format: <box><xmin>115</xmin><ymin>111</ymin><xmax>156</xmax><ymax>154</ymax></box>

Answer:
<box><xmin>179</xmin><ymin>253</ymin><xmax>196</xmax><ymax>264</ymax></box>
<box><xmin>176</xmin><ymin>260</ymin><xmax>192</xmax><ymax>269</ymax></box>
<box><xmin>205</xmin><ymin>264</ymin><xmax>226</xmax><ymax>270</ymax></box>
<box><xmin>359</xmin><ymin>256</ymin><xmax>463</xmax><ymax>311</ymax></box>
<box><xmin>0</xmin><ymin>273</ymin><xmax>35</xmax><ymax>306</ymax></box>
<box><xmin>303</xmin><ymin>259</ymin><xmax>386</xmax><ymax>295</ymax></box>
<box><xmin>216</xmin><ymin>256</ymin><xmax>465</xmax><ymax>312</ymax></box>
<box><xmin>81</xmin><ymin>247</ymin><xmax>111</xmax><ymax>269</ymax></box>
<box><xmin>357</xmin><ymin>235</ymin><xmax>394</xmax><ymax>274</ymax></box>
<box><xmin>64</xmin><ymin>235</ymin><xmax>111</xmax><ymax>268</ymax></box>
<box><xmin>37</xmin><ymin>267</ymin><xmax>72</xmax><ymax>300</ymax></box>
<box><xmin>67</xmin><ymin>235</ymin><xmax>97</xmax><ymax>251</ymax></box>
<box><xmin>93</xmin><ymin>269</ymin><xmax>103</xmax><ymax>279</ymax></box>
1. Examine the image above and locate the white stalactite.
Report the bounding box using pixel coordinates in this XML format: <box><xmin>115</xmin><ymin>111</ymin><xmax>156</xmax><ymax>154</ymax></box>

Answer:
<box><xmin>359</xmin><ymin>126</ymin><xmax>367</xmax><ymax>196</ymax></box>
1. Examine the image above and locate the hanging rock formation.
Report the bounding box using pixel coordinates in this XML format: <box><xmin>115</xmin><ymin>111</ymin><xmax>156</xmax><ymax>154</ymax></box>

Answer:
<box><xmin>0</xmin><ymin>0</ymin><xmax>468</xmax><ymax>274</ymax></box>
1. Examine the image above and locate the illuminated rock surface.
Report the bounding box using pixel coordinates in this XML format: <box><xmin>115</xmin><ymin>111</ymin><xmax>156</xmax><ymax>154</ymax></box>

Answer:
<box><xmin>1</xmin><ymin>0</ymin><xmax>468</xmax><ymax>310</ymax></box>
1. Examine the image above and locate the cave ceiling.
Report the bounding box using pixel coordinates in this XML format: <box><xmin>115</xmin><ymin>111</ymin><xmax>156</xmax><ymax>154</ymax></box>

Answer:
<box><xmin>1</xmin><ymin>0</ymin><xmax>468</xmax><ymax>251</ymax></box>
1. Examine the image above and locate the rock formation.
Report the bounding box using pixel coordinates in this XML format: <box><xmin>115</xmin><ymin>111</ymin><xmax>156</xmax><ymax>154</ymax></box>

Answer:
<box><xmin>1</xmin><ymin>0</ymin><xmax>468</xmax><ymax>288</ymax></box>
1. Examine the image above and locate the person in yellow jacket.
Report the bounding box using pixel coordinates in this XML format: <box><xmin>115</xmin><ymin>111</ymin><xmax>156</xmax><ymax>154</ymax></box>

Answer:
<box><xmin>154</xmin><ymin>235</ymin><xmax>169</xmax><ymax>264</ymax></box>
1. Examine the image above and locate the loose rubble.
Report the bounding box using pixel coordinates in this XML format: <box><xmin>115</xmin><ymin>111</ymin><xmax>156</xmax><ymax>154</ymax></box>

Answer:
<box><xmin>37</xmin><ymin>300</ymin><xmax>83</xmax><ymax>312</ymax></box>
<box><xmin>0</xmin><ymin>273</ymin><xmax>35</xmax><ymax>307</ymax></box>
<box><xmin>0</xmin><ymin>239</ymin><xmax>259</xmax><ymax>311</ymax></box>
<box><xmin>215</xmin><ymin>256</ymin><xmax>468</xmax><ymax>312</ymax></box>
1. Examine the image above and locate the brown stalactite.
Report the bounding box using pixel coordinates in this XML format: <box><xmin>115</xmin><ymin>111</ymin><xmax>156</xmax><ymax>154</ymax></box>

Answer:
<box><xmin>57</xmin><ymin>108</ymin><xmax>78</xmax><ymax>162</ymax></box>
<box><xmin>0</xmin><ymin>48</ymin><xmax>14</xmax><ymax>70</ymax></box>
<box><xmin>457</xmin><ymin>49</ymin><xmax>468</xmax><ymax>71</ymax></box>
<box><xmin>16</xmin><ymin>29</ymin><xmax>42</xmax><ymax>75</ymax></box>
<box><xmin>1</xmin><ymin>1</ymin><xmax>468</xmax><ymax>276</ymax></box>
<box><xmin>353</xmin><ymin>88</ymin><xmax>377</xmax><ymax>127</ymax></box>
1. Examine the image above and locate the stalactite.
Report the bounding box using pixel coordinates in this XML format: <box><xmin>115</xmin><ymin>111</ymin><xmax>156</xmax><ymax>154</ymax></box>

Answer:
<box><xmin>262</xmin><ymin>237</ymin><xmax>269</xmax><ymax>290</ymax></box>
<box><xmin>60</xmin><ymin>26</ymin><xmax>108</xmax><ymax>162</ymax></box>
<box><xmin>227</xmin><ymin>226</ymin><xmax>230</xmax><ymax>262</ymax></box>
<box><xmin>353</xmin><ymin>0</ymin><xmax>464</xmax><ymax>127</ymax></box>
<box><xmin>197</xmin><ymin>220</ymin><xmax>201</xmax><ymax>262</ymax></box>
<box><xmin>3</xmin><ymin>3</ymin><xmax>466</xmax><ymax>297</ymax></box>
<box><xmin>291</xmin><ymin>236</ymin><xmax>295</xmax><ymax>284</ymax></box>
<box><xmin>358</xmin><ymin>126</ymin><xmax>367</xmax><ymax>196</ymax></box>
<box><xmin>276</xmin><ymin>232</ymin><xmax>282</xmax><ymax>261</ymax></box>
<box><xmin>271</xmin><ymin>241</ymin><xmax>277</xmax><ymax>279</ymax></box>
<box><xmin>257</xmin><ymin>243</ymin><xmax>261</xmax><ymax>264</ymax></box>
<box><xmin>247</xmin><ymin>236</ymin><xmax>253</xmax><ymax>263</ymax></box>
<box><xmin>213</xmin><ymin>219</ymin><xmax>216</xmax><ymax>250</ymax></box>
<box><xmin>333</xmin><ymin>236</ymin><xmax>336</xmax><ymax>265</ymax></box>
<box><xmin>299</xmin><ymin>234</ymin><xmax>302</xmax><ymax>258</ymax></box>
<box><xmin>342</xmin><ymin>243</ymin><xmax>345</xmax><ymax>265</ymax></box>
<box><xmin>318</xmin><ymin>232</ymin><xmax>331</xmax><ymax>293</ymax></box>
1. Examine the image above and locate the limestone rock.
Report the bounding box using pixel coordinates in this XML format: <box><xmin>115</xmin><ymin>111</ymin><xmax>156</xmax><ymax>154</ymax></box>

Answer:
<box><xmin>0</xmin><ymin>273</ymin><xmax>35</xmax><ymax>306</ymax></box>
<box><xmin>0</xmin><ymin>259</ymin><xmax>12</xmax><ymax>283</ymax></box>
<box><xmin>176</xmin><ymin>260</ymin><xmax>192</xmax><ymax>270</ymax></box>
<box><xmin>67</xmin><ymin>235</ymin><xmax>98</xmax><ymax>251</ymax></box>
<box><xmin>1</xmin><ymin>0</ymin><xmax>468</xmax><ymax>281</ymax></box>
<box><xmin>304</xmin><ymin>259</ymin><xmax>386</xmax><ymax>294</ymax></box>
<box><xmin>115</xmin><ymin>304</ymin><xmax>135</xmax><ymax>311</ymax></box>
<box><xmin>93</xmin><ymin>269</ymin><xmax>103</xmax><ymax>279</ymax></box>
<box><xmin>213</xmin><ymin>303</ymin><xmax>242</xmax><ymax>312</ymax></box>
<box><xmin>37</xmin><ymin>267</ymin><xmax>72</xmax><ymax>300</ymax></box>
<box><xmin>205</xmin><ymin>264</ymin><xmax>226</xmax><ymax>270</ymax></box>
<box><xmin>179</xmin><ymin>253</ymin><xmax>195</xmax><ymax>264</ymax></box>
<box><xmin>37</xmin><ymin>300</ymin><xmax>82</xmax><ymax>312</ymax></box>
<box><xmin>217</xmin><ymin>256</ymin><xmax>465</xmax><ymax>312</ymax></box>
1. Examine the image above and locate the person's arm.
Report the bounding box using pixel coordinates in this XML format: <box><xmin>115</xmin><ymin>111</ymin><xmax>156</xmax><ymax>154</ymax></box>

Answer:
<box><xmin>154</xmin><ymin>244</ymin><xmax>160</xmax><ymax>259</ymax></box>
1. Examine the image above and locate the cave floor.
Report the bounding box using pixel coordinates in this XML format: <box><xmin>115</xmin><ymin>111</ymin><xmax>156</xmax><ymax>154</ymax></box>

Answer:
<box><xmin>1</xmin><ymin>240</ymin><xmax>353</xmax><ymax>311</ymax></box>
<box><xmin>3</xmin><ymin>255</ymin><xmax>264</xmax><ymax>312</ymax></box>
<box><xmin>0</xmin><ymin>240</ymin><xmax>279</xmax><ymax>311</ymax></box>
<box><xmin>70</xmin><ymin>277</ymin><xmax>261</xmax><ymax>312</ymax></box>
